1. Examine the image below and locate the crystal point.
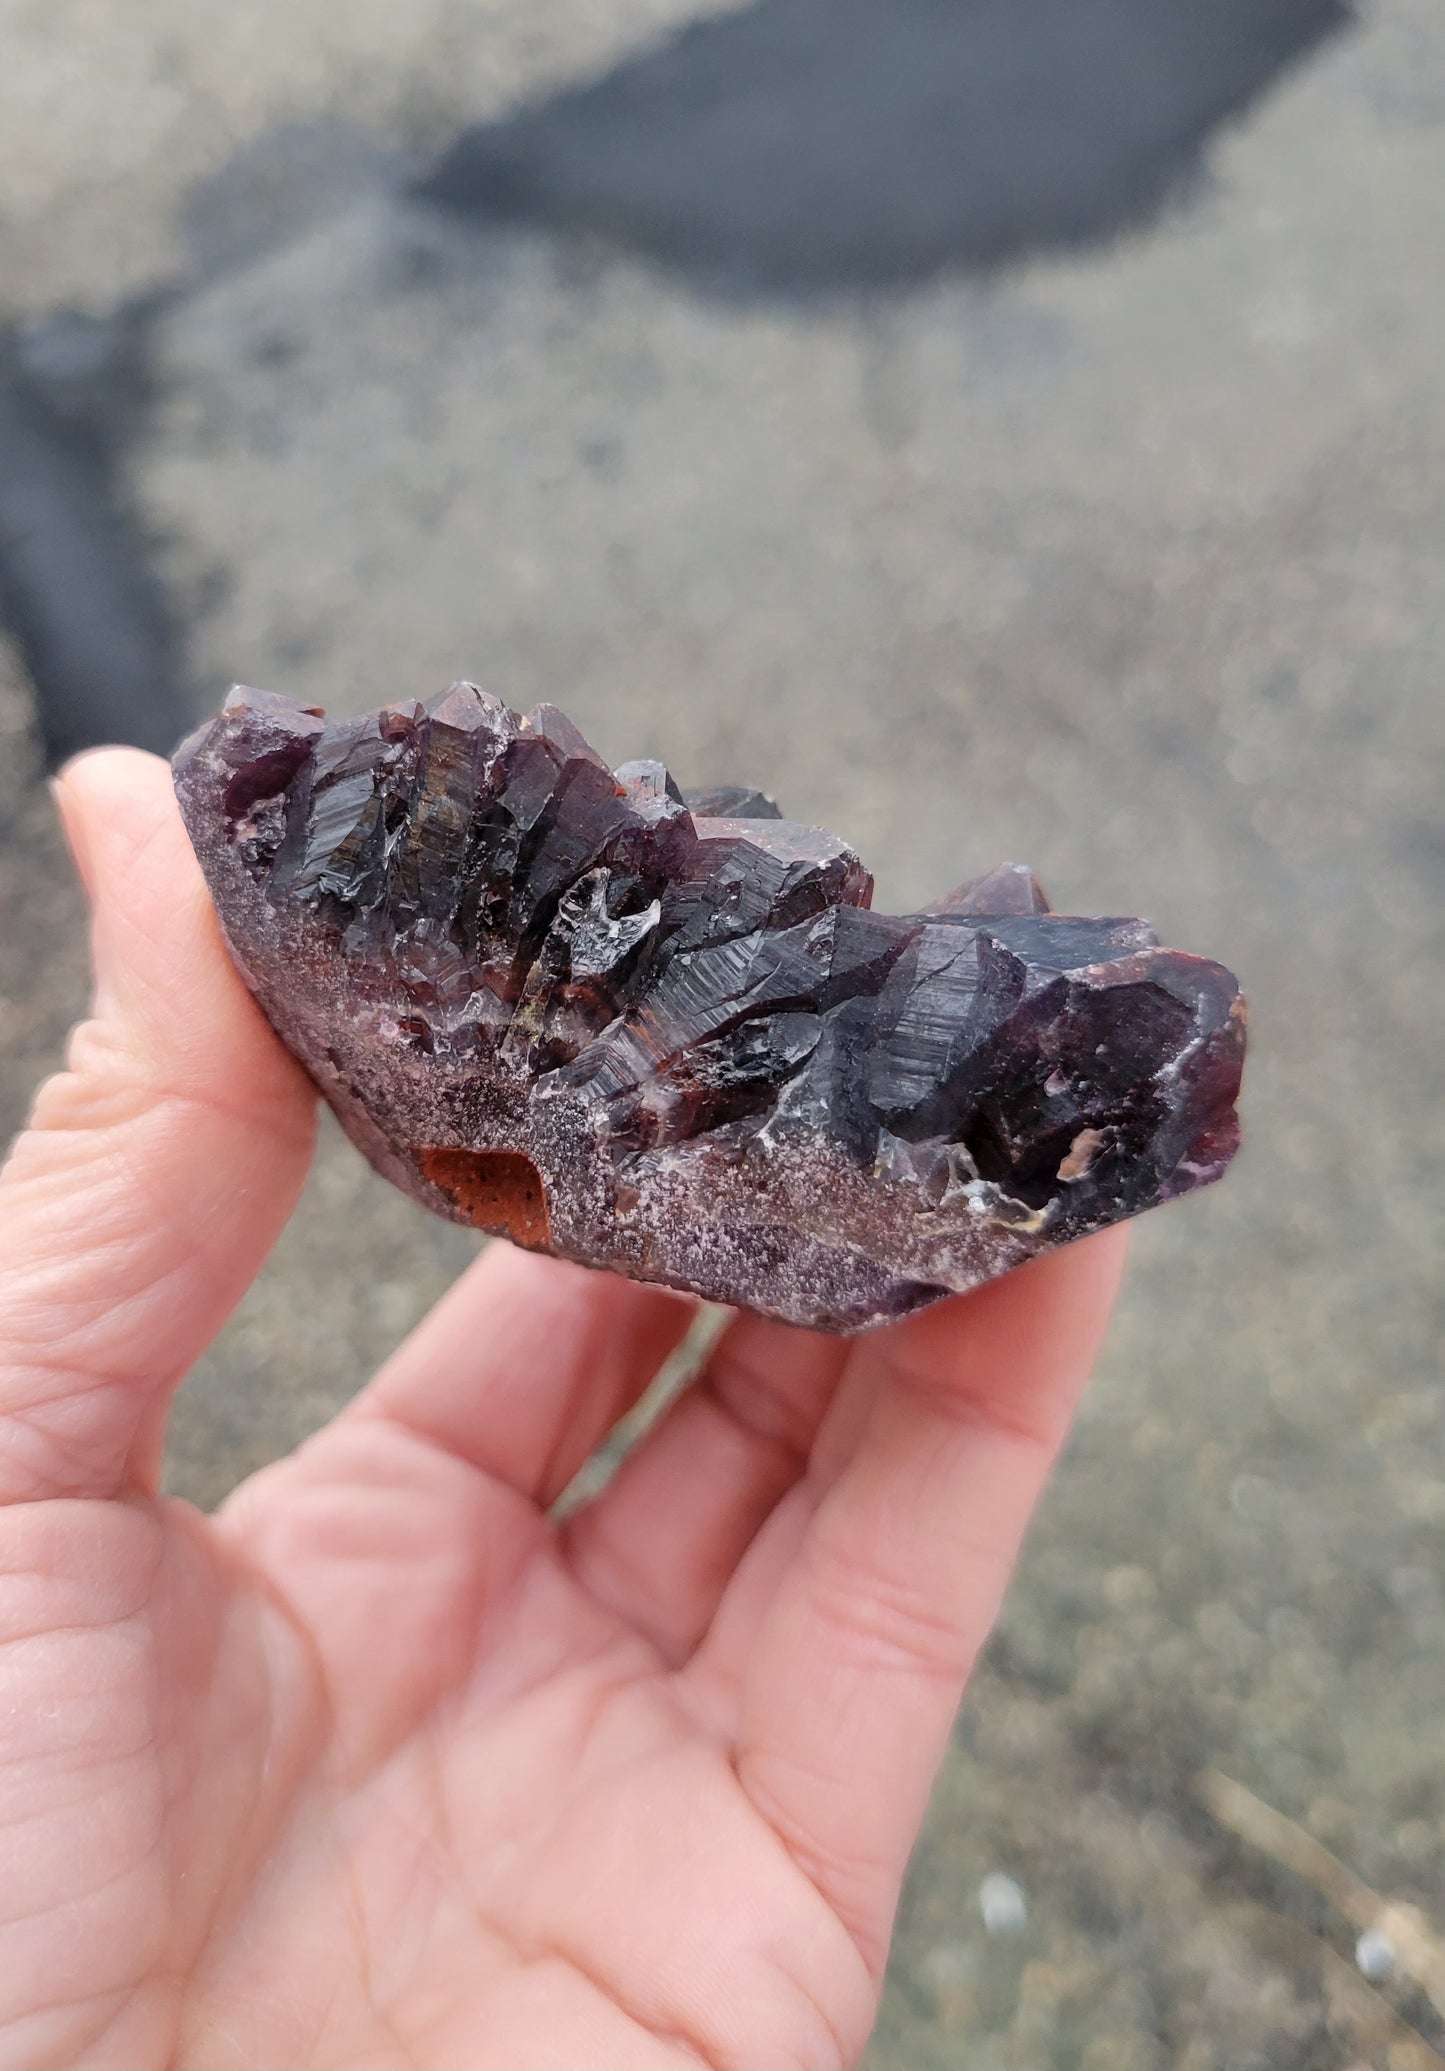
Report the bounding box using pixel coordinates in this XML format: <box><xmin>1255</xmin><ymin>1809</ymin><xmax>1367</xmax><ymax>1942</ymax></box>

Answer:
<box><xmin>173</xmin><ymin>685</ymin><xmax>1246</xmax><ymax>1331</ymax></box>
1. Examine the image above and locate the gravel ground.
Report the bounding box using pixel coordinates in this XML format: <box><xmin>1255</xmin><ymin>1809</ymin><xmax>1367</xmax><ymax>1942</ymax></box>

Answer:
<box><xmin>2</xmin><ymin>2</ymin><xmax>1443</xmax><ymax>2063</ymax></box>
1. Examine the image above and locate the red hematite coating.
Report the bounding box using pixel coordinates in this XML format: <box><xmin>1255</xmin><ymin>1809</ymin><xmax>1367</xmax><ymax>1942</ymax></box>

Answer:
<box><xmin>172</xmin><ymin>684</ymin><xmax>1246</xmax><ymax>1332</ymax></box>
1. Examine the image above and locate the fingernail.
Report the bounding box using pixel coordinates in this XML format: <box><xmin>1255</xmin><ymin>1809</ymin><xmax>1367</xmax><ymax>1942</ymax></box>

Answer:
<box><xmin>50</xmin><ymin>776</ymin><xmax>97</xmax><ymax>901</ymax></box>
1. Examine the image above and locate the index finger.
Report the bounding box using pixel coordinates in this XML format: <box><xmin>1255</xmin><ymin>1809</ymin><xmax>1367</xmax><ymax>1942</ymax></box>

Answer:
<box><xmin>689</xmin><ymin>1227</ymin><xmax>1129</xmax><ymax>1972</ymax></box>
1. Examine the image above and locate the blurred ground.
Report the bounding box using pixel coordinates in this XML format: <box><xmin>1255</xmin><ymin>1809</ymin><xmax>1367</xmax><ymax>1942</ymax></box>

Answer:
<box><xmin>2</xmin><ymin>1</ymin><xmax>1444</xmax><ymax>2064</ymax></box>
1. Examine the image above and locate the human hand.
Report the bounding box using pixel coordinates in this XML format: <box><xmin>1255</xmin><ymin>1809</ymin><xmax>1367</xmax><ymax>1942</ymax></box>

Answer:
<box><xmin>0</xmin><ymin>749</ymin><xmax>1126</xmax><ymax>2071</ymax></box>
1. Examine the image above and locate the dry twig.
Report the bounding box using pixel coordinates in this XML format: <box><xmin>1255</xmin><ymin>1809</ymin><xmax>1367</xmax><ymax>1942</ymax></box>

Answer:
<box><xmin>551</xmin><ymin>1303</ymin><xmax>734</xmax><ymax>1519</ymax></box>
<box><xmin>1201</xmin><ymin>1768</ymin><xmax>1445</xmax><ymax>2027</ymax></box>
<box><xmin>1232</xmin><ymin>1898</ymin><xmax>1445</xmax><ymax>2071</ymax></box>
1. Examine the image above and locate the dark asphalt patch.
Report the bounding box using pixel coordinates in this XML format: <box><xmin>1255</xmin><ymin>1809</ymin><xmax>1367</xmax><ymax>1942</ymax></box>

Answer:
<box><xmin>0</xmin><ymin>5</ymin><xmax>1350</xmax><ymax>761</ymax></box>
<box><xmin>0</xmin><ymin>309</ymin><xmax>191</xmax><ymax>769</ymax></box>
<box><xmin>0</xmin><ymin>124</ymin><xmax>392</xmax><ymax>769</ymax></box>
<box><xmin>421</xmin><ymin>0</ymin><xmax>1349</xmax><ymax>289</ymax></box>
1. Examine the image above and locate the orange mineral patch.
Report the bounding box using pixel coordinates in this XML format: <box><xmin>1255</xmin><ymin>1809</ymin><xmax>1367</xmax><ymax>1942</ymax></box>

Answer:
<box><xmin>417</xmin><ymin>1148</ymin><xmax>552</xmax><ymax>1249</ymax></box>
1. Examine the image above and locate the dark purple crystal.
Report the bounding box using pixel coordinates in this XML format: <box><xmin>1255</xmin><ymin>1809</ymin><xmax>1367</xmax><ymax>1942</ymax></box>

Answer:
<box><xmin>173</xmin><ymin>684</ymin><xmax>1245</xmax><ymax>1331</ymax></box>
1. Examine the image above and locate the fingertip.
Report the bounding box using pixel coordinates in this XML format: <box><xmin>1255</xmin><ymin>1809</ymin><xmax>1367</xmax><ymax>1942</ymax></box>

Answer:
<box><xmin>1014</xmin><ymin>1220</ymin><xmax>1130</xmax><ymax>1312</ymax></box>
<box><xmin>51</xmin><ymin>741</ymin><xmax>315</xmax><ymax>1134</ymax></box>
<box><xmin>845</xmin><ymin>1225</ymin><xmax>1130</xmax><ymax>1456</ymax></box>
<box><xmin>55</xmin><ymin>744</ymin><xmax>174</xmax><ymax>814</ymax></box>
<box><xmin>56</xmin><ymin>742</ymin><xmax>172</xmax><ymax>782</ymax></box>
<box><xmin>54</xmin><ymin>746</ymin><xmax>187</xmax><ymax>893</ymax></box>
<box><xmin>49</xmin><ymin>768</ymin><xmax>93</xmax><ymax>897</ymax></box>
<box><xmin>1027</xmin><ymin>1220</ymin><xmax>1131</xmax><ymax>1327</ymax></box>
<box><xmin>908</xmin><ymin>1222</ymin><xmax>1129</xmax><ymax>1350</ymax></box>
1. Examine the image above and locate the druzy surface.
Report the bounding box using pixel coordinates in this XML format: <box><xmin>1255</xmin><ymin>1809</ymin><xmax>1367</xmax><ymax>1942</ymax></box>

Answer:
<box><xmin>173</xmin><ymin>685</ymin><xmax>1245</xmax><ymax>1331</ymax></box>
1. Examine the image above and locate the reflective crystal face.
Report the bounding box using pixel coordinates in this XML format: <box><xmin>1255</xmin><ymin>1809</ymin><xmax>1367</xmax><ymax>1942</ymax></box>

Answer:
<box><xmin>173</xmin><ymin>684</ymin><xmax>1245</xmax><ymax>1331</ymax></box>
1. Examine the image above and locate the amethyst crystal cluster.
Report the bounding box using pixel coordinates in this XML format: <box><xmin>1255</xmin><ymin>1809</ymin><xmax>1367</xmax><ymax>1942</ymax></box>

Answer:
<box><xmin>173</xmin><ymin>685</ymin><xmax>1245</xmax><ymax>1331</ymax></box>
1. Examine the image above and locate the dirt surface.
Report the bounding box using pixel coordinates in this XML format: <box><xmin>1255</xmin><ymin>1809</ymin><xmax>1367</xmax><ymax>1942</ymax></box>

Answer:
<box><xmin>2</xmin><ymin>2</ymin><xmax>1443</xmax><ymax>2063</ymax></box>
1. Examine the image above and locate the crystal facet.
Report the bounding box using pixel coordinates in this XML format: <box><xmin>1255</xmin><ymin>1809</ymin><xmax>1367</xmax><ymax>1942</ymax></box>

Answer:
<box><xmin>173</xmin><ymin>685</ymin><xmax>1246</xmax><ymax>1331</ymax></box>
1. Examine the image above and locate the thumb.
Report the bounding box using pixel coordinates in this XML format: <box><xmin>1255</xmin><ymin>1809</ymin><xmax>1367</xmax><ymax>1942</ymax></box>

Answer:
<box><xmin>0</xmin><ymin>748</ymin><xmax>315</xmax><ymax>1505</ymax></box>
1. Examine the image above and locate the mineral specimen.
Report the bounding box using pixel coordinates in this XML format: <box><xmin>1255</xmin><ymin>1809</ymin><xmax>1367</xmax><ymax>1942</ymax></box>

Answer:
<box><xmin>173</xmin><ymin>684</ymin><xmax>1245</xmax><ymax>1332</ymax></box>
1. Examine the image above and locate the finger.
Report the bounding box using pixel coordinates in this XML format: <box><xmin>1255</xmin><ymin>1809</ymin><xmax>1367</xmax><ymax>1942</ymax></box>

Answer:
<box><xmin>346</xmin><ymin>1243</ymin><xmax>697</xmax><ymax>1507</ymax></box>
<box><xmin>558</xmin><ymin>1312</ymin><xmax>848</xmax><ymax>1660</ymax></box>
<box><xmin>691</xmin><ymin>1229</ymin><xmax>1128</xmax><ymax>1970</ymax></box>
<box><xmin>0</xmin><ymin>750</ymin><xmax>316</xmax><ymax>1504</ymax></box>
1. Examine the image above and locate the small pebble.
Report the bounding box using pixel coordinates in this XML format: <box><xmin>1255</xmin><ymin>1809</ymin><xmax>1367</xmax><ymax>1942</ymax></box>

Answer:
<box><xmin>978</xmin><ymin>1871</ymin><xmax>1029</xmax><ymax>1935</ymax></box>
<box><xmin>1354</xmin><ymin>1927</ymin><xmax>1396</xmax><ymax>1980</ymax></box>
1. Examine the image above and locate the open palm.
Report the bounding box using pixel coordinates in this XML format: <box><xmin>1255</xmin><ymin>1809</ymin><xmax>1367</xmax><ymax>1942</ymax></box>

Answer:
<box><xmin>0</xmin><ymin>751</ymin><xmax>1124</xmax><ymax>2071</ymax></box>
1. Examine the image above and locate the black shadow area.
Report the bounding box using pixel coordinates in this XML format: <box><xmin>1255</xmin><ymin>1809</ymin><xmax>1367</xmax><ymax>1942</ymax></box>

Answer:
<box><xmin>0</xmin><ymin>312</ymin><xmax>191</xmax><ymax>768</ymax></box>
<box><xmin>0</xmin><ymin>124</ymin><xmax>390</xmax><ymax>768</ymax></box>
<box><xmin>421</xmin><ymin>0</ymin><xmax>1349</xmax><ymax>290</ymax></box>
